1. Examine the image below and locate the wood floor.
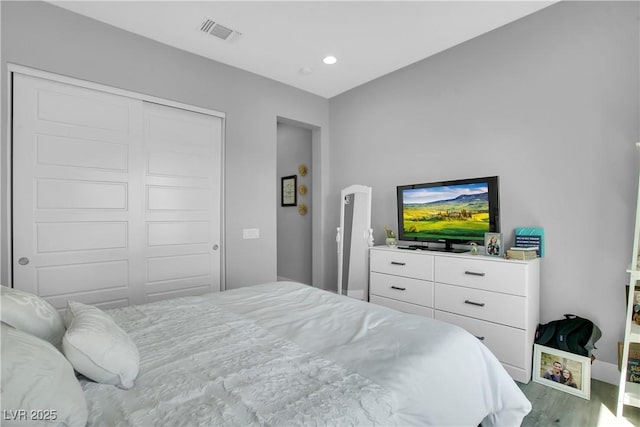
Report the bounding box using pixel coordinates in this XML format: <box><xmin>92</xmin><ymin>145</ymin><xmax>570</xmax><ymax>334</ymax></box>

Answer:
<box><xmin>518</xmin><ymin>379</ymin><xmax>640</xmax><ymax>426</ymax></box>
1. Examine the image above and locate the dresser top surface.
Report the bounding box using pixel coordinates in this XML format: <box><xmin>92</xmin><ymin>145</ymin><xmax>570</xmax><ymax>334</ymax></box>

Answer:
<box><xmin>370</xmin><ymin>245</ymin><xmax>540</xmax><ymax>265</ymax></box>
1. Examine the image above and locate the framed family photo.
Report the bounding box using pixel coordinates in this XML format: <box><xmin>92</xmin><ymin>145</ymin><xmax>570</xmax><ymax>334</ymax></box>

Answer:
<box><xmin>533</xmin><ymin>344</ymin><xmax>591</xmax><ymax>400</ymax></box>
<box><xmin>484</xmin><ymin>232</ymin><xmax>503</xmax><ymax>257</ymax></box>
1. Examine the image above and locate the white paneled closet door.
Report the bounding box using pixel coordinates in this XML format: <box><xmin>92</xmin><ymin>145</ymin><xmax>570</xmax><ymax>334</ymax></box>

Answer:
<box><xmin>142</xmin><ymin>102</ymin><xmax>222</xmax><ymax>302</ymax></box>
<box><xmin>12</xmin><ymin>74</ymin><xmax>222</xmax><ymax>310</ymax></box>
<box><xmin>12</xmin><ymin>74</ymin><xmax>143</xmax><ymax>309</ymax></box>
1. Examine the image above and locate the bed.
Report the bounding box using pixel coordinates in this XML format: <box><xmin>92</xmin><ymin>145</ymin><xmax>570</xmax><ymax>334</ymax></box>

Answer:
<box><xmin>1</xmin><ymin>281</ymin><xmax>531</xmax><ymax>426</ymax></box>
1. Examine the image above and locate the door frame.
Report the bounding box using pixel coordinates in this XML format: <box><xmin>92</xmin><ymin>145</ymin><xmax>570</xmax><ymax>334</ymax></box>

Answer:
<box><xmin>4</xmin><ymin>63</ymin><xmax>226</xmax><ymax>290</ymax></box>
<box><xmin>276</xmin><ymin>116</ymin><xmax>322</xmax><ymax>288</ymax></box>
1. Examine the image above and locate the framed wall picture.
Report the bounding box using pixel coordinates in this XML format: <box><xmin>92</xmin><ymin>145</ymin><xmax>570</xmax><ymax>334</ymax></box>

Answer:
<box><xmin>533</xmin><ymin>344</ymin><xmax>591</xmax><ymax>400</ymax></box>
<box><xmin>484</xmin><ymin>232</ymin><xmax>503</xmax><ymax>257</ymax></box>
<box><xmin>281</xmin><ymin>175</ymin><xmax>297</xmax><ymax>206</ymax></box>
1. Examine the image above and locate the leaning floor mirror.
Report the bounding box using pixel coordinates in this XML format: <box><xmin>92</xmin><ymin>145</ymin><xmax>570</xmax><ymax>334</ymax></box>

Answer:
<box><xmin>337</xmin><ymin>185</ymin><xmax>373</xmax><ymax>301</ymax></box>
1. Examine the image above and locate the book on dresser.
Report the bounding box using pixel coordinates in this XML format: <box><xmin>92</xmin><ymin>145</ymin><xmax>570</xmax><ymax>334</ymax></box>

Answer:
<box><xmin>506</xmin><ymin>248</ymin><xmax>538</xmax><ymax>260</ymax></box>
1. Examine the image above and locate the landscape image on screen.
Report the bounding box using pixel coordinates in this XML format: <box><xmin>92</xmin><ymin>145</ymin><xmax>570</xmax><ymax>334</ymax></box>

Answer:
<box><xmin>402</xmin><ymin>182</ymin><xmax>490</xmax><ymax>240</ymax></box>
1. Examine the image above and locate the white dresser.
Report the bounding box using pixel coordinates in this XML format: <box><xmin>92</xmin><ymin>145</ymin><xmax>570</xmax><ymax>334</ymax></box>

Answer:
<box><xmin>369</xmin><ymin>246</ymin><xmax>540</xmax><ymax>383</ymax></box>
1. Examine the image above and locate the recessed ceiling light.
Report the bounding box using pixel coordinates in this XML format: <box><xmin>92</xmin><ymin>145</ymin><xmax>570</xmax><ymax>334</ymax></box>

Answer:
<box><xmin>323</xmin><ymin>56</ymin><xmax>337</xmax><ymax>65</ymax></box>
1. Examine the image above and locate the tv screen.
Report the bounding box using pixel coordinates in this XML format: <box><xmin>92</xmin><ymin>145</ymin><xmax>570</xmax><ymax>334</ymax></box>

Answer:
<box><xmin>397</xmin><ymin>176</ymin><xmax>500</xmax><ymax>251</ymax></box>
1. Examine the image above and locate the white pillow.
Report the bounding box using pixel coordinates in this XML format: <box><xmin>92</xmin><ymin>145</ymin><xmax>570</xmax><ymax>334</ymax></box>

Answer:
<box><xmin>63</xmin><ymin>301</ymin><xmax>140</xmax><ymax>389</ymax></box>
<box><xmin>0</xmin><ymin>286</ymin><xmax>65</xmax><ymax>348</ymax></box>
<box><xmin>1</xmin><ymin>323</ymin><xmax>88</xmax><ymax>427</ymax></box>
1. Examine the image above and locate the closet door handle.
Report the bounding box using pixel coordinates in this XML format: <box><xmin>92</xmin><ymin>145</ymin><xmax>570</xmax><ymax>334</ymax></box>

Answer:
<box><xmin>391</xmin><ymin>286</ymin><xmax>406</xmax><ymax>291</ymax></box>
<box><xmin>391</xmin><ymin>261</ymin><xmax>406</xmax><ymax>266</ymax></box>
<box><xmin>464</xmin><ymin>271</ymin><xmax>485</xmax><ymax>277</ymax></box>
<box><xmin>464</xmin><ymin>300</ymin><xmax>485</xmax><ymax>307</ymax></box>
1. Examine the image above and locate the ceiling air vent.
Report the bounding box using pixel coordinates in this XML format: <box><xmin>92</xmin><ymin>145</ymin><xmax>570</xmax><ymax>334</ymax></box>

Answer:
<box><xmin>199</xmin><ymin>18</ymin><xmax>240</xmax><ymax>42</ymax></box>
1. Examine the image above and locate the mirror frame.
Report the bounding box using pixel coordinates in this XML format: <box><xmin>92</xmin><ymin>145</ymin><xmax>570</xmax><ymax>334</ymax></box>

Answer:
<box><xmin>337</xmin><ymin>185</ymin><xmax>372</xmax><ymax>299</ymax></box>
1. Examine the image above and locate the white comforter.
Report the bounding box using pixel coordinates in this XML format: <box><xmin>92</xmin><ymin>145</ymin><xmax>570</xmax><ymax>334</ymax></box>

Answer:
<box><xmin>82</xmin><ymin>281</ymin><xmax>531</xmax><ymax>426</ymax></box>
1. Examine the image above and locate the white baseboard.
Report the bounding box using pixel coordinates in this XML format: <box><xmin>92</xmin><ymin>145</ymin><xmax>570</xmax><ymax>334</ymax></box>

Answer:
<box><xmin>592</xmin><ymin>359</ymin><xmax>620</xmax><ymax>385</ymax></box>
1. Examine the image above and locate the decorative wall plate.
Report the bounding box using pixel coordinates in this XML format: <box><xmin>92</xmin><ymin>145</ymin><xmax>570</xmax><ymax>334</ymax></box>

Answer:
<box><xmin>299</xmin><ymin>184</ymin><xmax>307</xmax><ymax>195</ymax></box>
<box><xmin>298</xmin><ymin>164</ymin><xmax>308</xmax><ymax>176</ymax></box>
<box><xmin>298</xmin><ymin>204</ymin><xmax>308</xmax><ymax>216</ymax></box>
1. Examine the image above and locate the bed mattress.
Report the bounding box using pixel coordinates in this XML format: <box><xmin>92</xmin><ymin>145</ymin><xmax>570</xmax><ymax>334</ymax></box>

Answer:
<box><xmin>81</xmin><ymin>281</ymin><xmax>531</xmax><ymax>426</ymax></box>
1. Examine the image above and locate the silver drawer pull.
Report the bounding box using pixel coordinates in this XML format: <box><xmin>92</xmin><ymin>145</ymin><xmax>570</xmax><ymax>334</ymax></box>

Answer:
<box><xmin>475</xmin><ymin>336</ymin><xmax>485</xmax><ymax>341</ymax></box>
<box><xmin>391</xmin><ymin>286</ymin><xmax>407</xmax><ymax>291</ymax></box>
<box><xmin>464</xmin><ymin>299</ymin><xmax>485</xmax><ymax>307</ymax></box>
<box><xmin>464</xmin><ymin>271</ymin><xmax>485</xmax><ymax>277</ymax></box>
<box><xmin>391</xmin><ymin>261</ymin><xmax>406</xmax><ymax>266</ymax></box>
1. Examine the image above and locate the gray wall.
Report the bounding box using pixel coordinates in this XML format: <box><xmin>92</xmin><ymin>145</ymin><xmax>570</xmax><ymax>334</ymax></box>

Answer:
<box><xmin>277</xmin><ymin>122</ymin><xmax>312</xmax><ymax>284</ymax></box>
<box><xmin>329</xmin><ymin>1</ymin><xmax>640</xmax><ymax>366</ymax></box>
<box><xmin>3</xmin><ymin>0</ymin><xmax>639</xmax><ymax>369</ymax></box>
<box><xmin>0</xmin><ymin>1</ymin><xmax>331</xmax><ymax>290</ymax></box>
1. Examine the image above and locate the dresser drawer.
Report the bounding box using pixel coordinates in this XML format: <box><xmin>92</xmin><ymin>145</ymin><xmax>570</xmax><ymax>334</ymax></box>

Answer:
<box><xmin>370</xmin><ymin>272</ymin><xmax>433</xmax><ymax>307</ymax></box>
<box><xmin>434</xmin><ymin>256</ymin><xmax>530</xmax><ymax>296</ymax></box>
<box><xmin>370</xmin><ymin>295</ymin><xmax>434</xmax><ymax>318</ymax></box>
<box><xmin>435</xmin><ymin>310</ymin><xmax>526</xmax><ymax>369</ymax></box>
<box><xmin>370</xmin><ymin>249</ymin><xmax>433</xmax><ymax>281</ymax></box>
<box><xmin>434</xmin><ymin>283</ymin><xmax>526</xmax><ymax>328</ymax></box>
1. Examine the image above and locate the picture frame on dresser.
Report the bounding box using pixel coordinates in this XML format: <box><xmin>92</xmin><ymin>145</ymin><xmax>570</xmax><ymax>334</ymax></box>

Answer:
<box><xmin>484</xmin><ymin>232</ymin><xmax>503</xmax><ymax>257</ymax></box>
<box><xmin>533</xmin><ymin>344</ymin><xmax>591</xmax><ymax>400</ymax></box>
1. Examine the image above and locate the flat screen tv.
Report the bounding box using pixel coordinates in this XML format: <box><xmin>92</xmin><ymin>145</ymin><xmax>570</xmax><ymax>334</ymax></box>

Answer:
<box><xmin>397</xmin><ymin>176</ymin><xmax>500</xmax><ymax>252</ymax></box>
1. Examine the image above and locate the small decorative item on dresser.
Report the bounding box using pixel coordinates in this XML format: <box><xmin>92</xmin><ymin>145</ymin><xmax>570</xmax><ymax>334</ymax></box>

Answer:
<box><xmin>469</xmin><ymin>242</ymin><xmax>478</xmax><ymax>255</ymax></box>
<box><xmin>514</xmin><ymin>227</ymin><xmax>544</xmax><ymax>257</ymax></box>
<box><xmin>484</xmin><ymin>232</ymin><xmax>503</xmax><ymax>257</ymax></box>
<box><xmin>383</xmin><ymin>226</ymin><xmax>397</xmax><ymax>248</ymax></box>
<box><xmin>533</xmin><ymin>344</ymin><xmax>591</xmax><ymax>400</ymax></box>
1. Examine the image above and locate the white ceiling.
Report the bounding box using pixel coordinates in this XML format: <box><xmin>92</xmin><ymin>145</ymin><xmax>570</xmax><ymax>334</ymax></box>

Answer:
<box><xmin>49</xmin><ymin>1</ymin><xmax>557</xmax><ymax>98</ymax></box>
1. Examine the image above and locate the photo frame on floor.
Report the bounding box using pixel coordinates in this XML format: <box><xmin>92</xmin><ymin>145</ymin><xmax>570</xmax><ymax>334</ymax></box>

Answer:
<box><xmin>533</xmin><ymin>344</ymin><xmax>591</xmax><ymax>400</ymax></box>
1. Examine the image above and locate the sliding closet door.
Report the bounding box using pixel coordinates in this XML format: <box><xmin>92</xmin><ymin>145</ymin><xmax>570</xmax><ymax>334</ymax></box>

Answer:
<box><xmin>142</xmin><ymin>103</ymin><xmax>222</xmax><ymax>301</ymax></box>
<box><xmin>12</xmin><ymin>74</ymin><xmax>222</xmax><ymax>309</ymax></box>
<box><xmin>12</xmin><ymin>74</ymin><xmax>143</xmax><ymax>309</ymax></box>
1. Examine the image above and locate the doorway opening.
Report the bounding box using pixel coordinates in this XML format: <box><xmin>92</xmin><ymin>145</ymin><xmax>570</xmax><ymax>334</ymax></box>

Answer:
<box><xmin>276</xmin><ymin>121</ymin><xmax>313</xmax><ymax>284</ymax></box>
